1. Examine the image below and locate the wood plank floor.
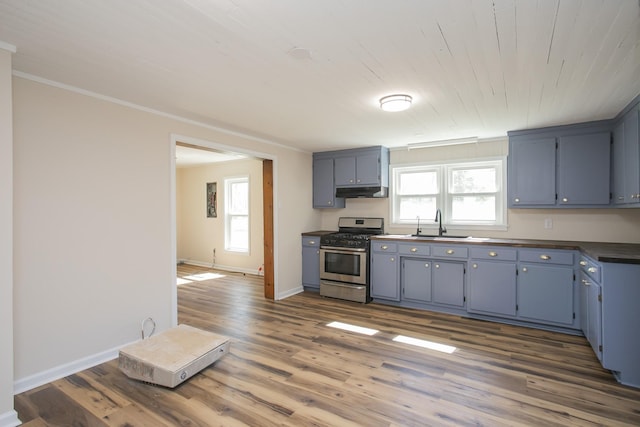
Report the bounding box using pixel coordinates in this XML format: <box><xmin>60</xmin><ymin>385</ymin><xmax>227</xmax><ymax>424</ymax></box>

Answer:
<box><xmin>15</xmin><ymin>264</ymin><xmax>640</xmax><ymax>426</ymax></box>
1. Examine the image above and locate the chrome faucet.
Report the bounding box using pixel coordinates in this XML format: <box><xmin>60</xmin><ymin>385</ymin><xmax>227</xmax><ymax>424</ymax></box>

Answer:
<box><xmin>415</xmin><ymin>216</ymin><xmax>422</xmax><ymax>235</ymax></box>
<box><xmin>435</xmin><ymin>208</ymin><xmax>446</xmax><ymax>236</ymax></box>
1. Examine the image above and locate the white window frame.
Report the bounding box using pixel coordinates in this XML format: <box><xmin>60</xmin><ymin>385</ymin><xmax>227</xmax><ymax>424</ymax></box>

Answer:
<box><xmin>390</xmin><ymin>157</ymin><xmax>507</xmax><ymax>232</ymax></box>
<box><xmin>224</xmin><ymin>176</ymin><xmax>250</xmax><ymax>253</ymax></box>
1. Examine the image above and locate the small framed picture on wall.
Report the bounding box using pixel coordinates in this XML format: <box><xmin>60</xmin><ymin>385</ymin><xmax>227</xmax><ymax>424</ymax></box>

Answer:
<box><xmin>206</xmin><ymin>182</ymin><xmax>217</xmax><ymax>218</ymax></box>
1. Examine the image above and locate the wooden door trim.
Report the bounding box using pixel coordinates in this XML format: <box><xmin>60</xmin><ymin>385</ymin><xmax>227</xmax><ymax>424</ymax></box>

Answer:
<box><xmin>262</xmin><ymin>159</ymin><xmax>275</xmax><ymax>299</ymax></box>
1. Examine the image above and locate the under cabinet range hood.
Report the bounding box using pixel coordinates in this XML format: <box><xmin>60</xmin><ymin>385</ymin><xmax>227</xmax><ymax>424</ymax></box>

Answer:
<box><xmin>335</xmin><ymin>186</ymin><xmax>388</xmax><ymax>198</ymax></box>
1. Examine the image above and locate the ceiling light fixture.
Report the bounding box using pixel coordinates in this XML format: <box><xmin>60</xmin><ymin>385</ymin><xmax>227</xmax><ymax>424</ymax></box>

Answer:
<box><xmin>380</xmin><ymin>94</ymin><xmax>412</xmax><ymax>112</ymax></box>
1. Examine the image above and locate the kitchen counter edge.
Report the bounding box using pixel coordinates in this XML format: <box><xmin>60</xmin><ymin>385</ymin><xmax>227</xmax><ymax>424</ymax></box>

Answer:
<box><xmin>370</xmin><ymin>235</ymin><xmax>640</xmax><ymax>265</ymax></box>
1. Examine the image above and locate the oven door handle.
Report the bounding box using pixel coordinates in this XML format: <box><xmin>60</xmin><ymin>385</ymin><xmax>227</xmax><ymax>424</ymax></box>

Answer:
<box><xmin>320</xmin><ymin>246</ymin><xmax>367</xmax><ymax>253</ymax></box>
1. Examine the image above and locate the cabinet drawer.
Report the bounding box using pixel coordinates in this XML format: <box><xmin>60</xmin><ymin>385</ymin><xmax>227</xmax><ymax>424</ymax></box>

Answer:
<box><xmin>579</xmin><ymin>256</ymin><xmax>601</xmax><ymax>282</ymax></box>
<box><xmin>399</xmin><ymin>243</ymin><xmax>430</xmax><ymax>256</ymax></box>
<box><xmin>371</xmin><ymin>241</ymin><xmax>397</xmax><ymax>253</ymax></box>
<box><xmin>470</xmin><ymin>247</ymin><xmax>517</xmax><ymax>261</ymax></box>
<box><xmin>302</xmin><ymin>236</ymin><xmax>320</xmax><ymax>247</ymax></box>
<box><xmin>432</xmin><ymin>245</ymin><xmax>468</xmax><ymax>259</ymax></box>
<box><xmin>519</xmin><ymin>249</ymin><xmax>574</xmax><ymax>265</ymax></box>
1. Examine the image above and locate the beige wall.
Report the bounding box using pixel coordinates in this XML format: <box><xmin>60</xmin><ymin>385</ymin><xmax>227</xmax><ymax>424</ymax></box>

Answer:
<box><xmin>12</xmin><ymin>76</ymin><xmax>319</xmax><ymax>391</ymax></box>
<box><xmin>0</xmin><ymin>48</ymin><xmax>18</xmax><ymax>426</ymax></box>
<box><xmin>176</xmin><ymin>159</ymin><xmax>264</xmax><ymax>273</ymax></box>
<box><xmin>319</xmin><ymin>140</ymin><xmax>640</xmax><ymax>243</ymax></box>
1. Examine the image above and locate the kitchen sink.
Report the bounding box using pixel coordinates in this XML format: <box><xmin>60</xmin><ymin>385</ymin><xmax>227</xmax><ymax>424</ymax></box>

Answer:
<box><xmin>408</xmin><ymin>234</ymin><xmax>471</xmax><ymax>239</ymax></box>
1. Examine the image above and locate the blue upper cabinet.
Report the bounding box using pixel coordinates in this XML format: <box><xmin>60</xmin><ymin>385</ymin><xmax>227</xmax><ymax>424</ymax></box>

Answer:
<box><xmin>612</xmin><ymin>102</ymin><xmax>640</xmax><ymax>205</ymax></box>
<box><xmin>508</xmin><ymin>137</ymin><xmax>557</xmax><ymax>206</ymax></box>
<box><xmin>312</xmin><ymin>154</ymin><xmax>345</xmax><ymax>209</ymax></box>
<box><xmin>334</xmin><ymin>146</ymin><xmax>389</xmax><ymax>188</ymax></box>
<box><xmin>557</xmin><ymin>132</ymin><xmax>611</xmax><ymax>206</ymax></box>
<box><xmin>508</xmin><ymin>122</ymin><xmax>612</xmax><ymax>208</ymax></box>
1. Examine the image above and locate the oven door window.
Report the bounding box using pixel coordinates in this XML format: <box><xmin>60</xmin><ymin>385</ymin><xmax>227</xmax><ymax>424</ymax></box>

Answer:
<box><xmin>324</xmin><ymin>252</ymin><xmax>362</xmax><ymax>277</ymax></box>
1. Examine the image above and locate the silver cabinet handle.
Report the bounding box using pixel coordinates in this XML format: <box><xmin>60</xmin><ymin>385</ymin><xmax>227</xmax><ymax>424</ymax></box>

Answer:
<box><xmin>446</xmin><ymin>249</ymin><xmax>454</xmax><ymax>254</ymax></box>
<box><xmin>618</xmin><ymin>196</ymin><xmax>625</xmax><ymax>200</ymax></box>
<box><xmin>316</xmin><ymin>250</ymin><xmax>320</xmax><ymax>254</ymax></box>
<box><xmin>540</xmin><ymin>254</ymin><xmax>550</xmax><ymax>260</ymax></box>
<box><xmin>435</xmin><ymin>264</ymin><xmax>440</xmax><ymax>268</ymax></box>
<box><xmin>410</xmin><ymin>247</ymin><xmax>418</xmax><ymax>252</ymax></box>
<box><xmin>514</xmin><ymin>198</ymin><xmax>520</xmax><ymax>203</ymax></box>
<box><xmin>588</xmin><ymin>267</ymin><xmax>597</xmax><ymax>273</ymax></box>
<box><xmin>472</xmin><ymin>263</ymin><xmax>478</xmax><ymax>268</ymax></box>
<box><xmin>390</xmin><ymin>257</ymin><xmax>395</xmax><ymax>262</ymax></box>
<box><xmin>309</xmin><ymin>240</ymin><xmax>316</xmax><ymax>245</ymax></box>
<box><xmin>488</xmin><ymin>251</ymin><xmax>497</xmax><ymax>257</ymax></box>
<box><xmin>522</xmin><ymin>267</ymin><xmax>528</xmax><ymax>272</ymax></box>
<box><xmin>425</xmin><ymin>263</ymin><xmax>430</xmax><ymax>268</ymax></box>
<box><xmin>581</xmin><ymin>279</ymin><xmax>591</xmax><ymax>286</ymax></box>
<box><xmin>562</xmin><ymin>197</ymin><xmax>568</xmax><ymax>203</ymax></box>
<box><xmin>579</xmin><ymin>260</ymin><xmax>587</xmax><ymax>266</ymax></box>
<box><xmin>381</xmin><ymin>245</ymin><xmax>388</xmax><ymax>250</ymax></box>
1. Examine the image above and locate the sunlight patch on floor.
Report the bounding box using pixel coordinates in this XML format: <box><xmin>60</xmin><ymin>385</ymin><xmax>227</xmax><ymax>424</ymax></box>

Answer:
<box><xmin>176</xmin><ymin>278</ymin><xmax>192</xmax><ymax>286</ymax></box>
<box><xmin>184</xmin><ymin>272</ymin><xmax>226</xmax><ymax>281</ymax></box>
<box><xmin>393</xmin><ymin>335</ymin><xmax>457</xmax><ymax>354</ymax></box>
<box><xmin>326</xmin><ymin>321</ymin><xmax>379</xmax><ymax>336</ymax></box>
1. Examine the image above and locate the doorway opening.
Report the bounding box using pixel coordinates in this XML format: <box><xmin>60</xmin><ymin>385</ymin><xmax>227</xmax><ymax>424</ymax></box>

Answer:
<box><xmin>170</xmin><ymin>135</ymin><xmax>276</xmax><ymax>325</ymax></box>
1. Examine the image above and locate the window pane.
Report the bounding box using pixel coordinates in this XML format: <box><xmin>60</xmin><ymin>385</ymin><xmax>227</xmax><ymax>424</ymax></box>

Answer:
<box><xmin>398</xmin><ymin>197</ymin><xmax>436</xmax><ymax>220</ymax></box>
<box><xmin>451</xmin><ymin>196</ymin><xmax>496</xmax><ymax>221</ymax></box>
<box><xmin>398</xmin><ymin>171</ymin><xmax>438</xmax><ymax>195</ymax></box>
<box><xmin>229</xmin><ymin>216</ymin><xmax>248</xmax><ymax>248</ymax></box>
<box><xmin>225</xmin><ymin>177</ymin><xmax>249</xmax><ymax>252</ymax></box>
<box><xmin>229</xmin><ymin>182</ymin><xmax>248</xmax><ymax>214</ymax></box>
<box><xmin>450</xmin><ymin>168</ymin><xmax>496</xmax><ymax>194</ymax></box>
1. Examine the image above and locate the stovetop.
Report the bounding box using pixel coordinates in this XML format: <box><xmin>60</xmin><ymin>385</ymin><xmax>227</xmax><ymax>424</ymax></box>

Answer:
<box><xmin>320</xmin><ymin>217</ymin><xmax>384</xmax><ymax>249</ymax></box>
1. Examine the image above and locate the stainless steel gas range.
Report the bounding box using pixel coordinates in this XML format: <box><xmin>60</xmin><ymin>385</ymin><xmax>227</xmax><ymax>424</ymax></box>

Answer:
<box><xmin>319</xmin><ymin>217</ymin><xmax>384</xmax><ymax>303</ymax></box>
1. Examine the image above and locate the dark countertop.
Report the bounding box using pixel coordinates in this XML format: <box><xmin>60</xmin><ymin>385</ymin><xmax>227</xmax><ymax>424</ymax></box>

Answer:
<box><xmin>370</xmin><ymin>234</ymin><xmax>640</xmax><ymax>265</ymax></box>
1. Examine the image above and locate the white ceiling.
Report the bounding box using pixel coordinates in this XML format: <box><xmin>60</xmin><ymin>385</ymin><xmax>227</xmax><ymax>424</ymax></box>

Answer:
<box><xmin>1</xmin><ymin>1</ymin><xmax>639</xmax><ymax>154</ymax></box>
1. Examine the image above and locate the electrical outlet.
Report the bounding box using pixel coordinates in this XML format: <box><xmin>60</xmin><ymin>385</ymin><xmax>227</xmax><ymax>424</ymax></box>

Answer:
<box><xmin>544</xmin><ymin>218</ymin><xmax>553</xmax><ymax>229</ymax></box>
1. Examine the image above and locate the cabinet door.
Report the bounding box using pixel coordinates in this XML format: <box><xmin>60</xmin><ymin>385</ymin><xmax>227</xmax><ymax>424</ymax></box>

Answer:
<box><xmin>402</xmin><ymin>258</ymin><xmax>432</xmax><ymax>302</ymax></box>
<box><xmin>508</xmin><ymin>137</ymin><xmax>556</xmax><ymax>206</ymax></box>
<box><xmin>468</xmin><ymin>261</ymin><xmax>516</xmax><ymax>316</ymax></box>
<box><xmin>587</xmin><ymin>279</ymin><xmax>602</xmax><ymax>361</ymax></box>
<box><xmin>623</xmin><ymin>106</ymin><xmax>640</xmax><ymax>203</ymax></box>
<box><xmin>517</xmin><ymin>264</ymin><xmax>574</xmax><ymax>325</ymax></box>
<box><xmin>557</xmin><ymin>132</ymin><xmax>611</xmax><ymax>205</ymax></box>
<box><xmin>355</xmin><ymin>152</ymin><xmax>380</xmax><ymax>185</ymax></box>
<box><xmin>432</xmin><ymin>261</ymin><xmax>465</xmax><ymax>307</ymax></box>
<box><xmin>578</xmin><ymin>266</ymin><xmax>604</xmax><ymax>364</ymax></box>
<box><xmin>612</xmin><ymin>121</ymin><xmax>627</xmax><ymax>204</ymax></box>
<box><xmin>334</xmin><ymin>156</ymin><xmax>356</xmax><ymax>186</ymax></box>
<box><xmin>302</xmin><ymin>242</ymin><xmax>320</xmax><ymax>288</ymax></box>
<box><xmin>579</xmin><ymin>271</ymin><xmax>590</xmax><ymax>338</ymax></box>
<box><xmin>370</xmin><ymin>253</ymin><xmax>399</xmax><ymax>301</ymax></box>
<box><xmin>313</xmin><ymin>157</ymin><xmax>344</xmax><ymax>208</ymax></box>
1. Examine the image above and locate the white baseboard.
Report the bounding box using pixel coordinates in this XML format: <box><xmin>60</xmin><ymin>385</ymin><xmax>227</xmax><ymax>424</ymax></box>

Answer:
<box><xmin>278</xmin><ymin>285</ymin><xmax>303</xmax><ymax>300</ymax></box>
<box><xmin>182</xmin><ymin>260</ymin><xmax>262</xmax><ymax>276</ymax></box>
<box><xmin>0</xmin><ymin>410</ymin><xmax>21</xmax><ymax>427</ymax></box>
<box><xmin>13</xmin><ymin>340</ymin><xmax>135</xmax><ymax>395</ymax></box>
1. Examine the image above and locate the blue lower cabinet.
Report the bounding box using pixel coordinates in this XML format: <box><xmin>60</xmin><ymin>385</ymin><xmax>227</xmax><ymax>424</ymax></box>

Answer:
<box><xmin>468</xmin><ymin>260</ymin><xmax>517</xmax><ymax>317</ymax></box>
<box><xmin>301</xmin><ymin>236</ymin><xmax>320</xmax><ymax>289</ymax></box>
<box><xmin>401</xmin><ymin>258</ymin><xmax>432</xmax><ymax>302</ymax></box>
<box><xmin>432</xmin><ymin>261</ymin><xmax>465</xmax><ymax>307</ymax></box>
<box><xmin>517</xmin><ymin>264</ymin><xmax>574</xmax><ymax>326</ymax></box>
<box><xmin>370</xmin><ymin>243</ymin><xmax>399</xmax><ymax>301</ymax></box>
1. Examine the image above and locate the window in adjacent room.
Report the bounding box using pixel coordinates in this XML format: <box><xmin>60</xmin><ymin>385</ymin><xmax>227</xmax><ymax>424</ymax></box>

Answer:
<box><xmin>391</xmin><ymin>158</ymin><xmax>506</xmax><ymax>230</ymax></box>
<box><xmin>224</xmin><ymin>176</ymin><xmax>249</xmax><ymax>252</ymax></box>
